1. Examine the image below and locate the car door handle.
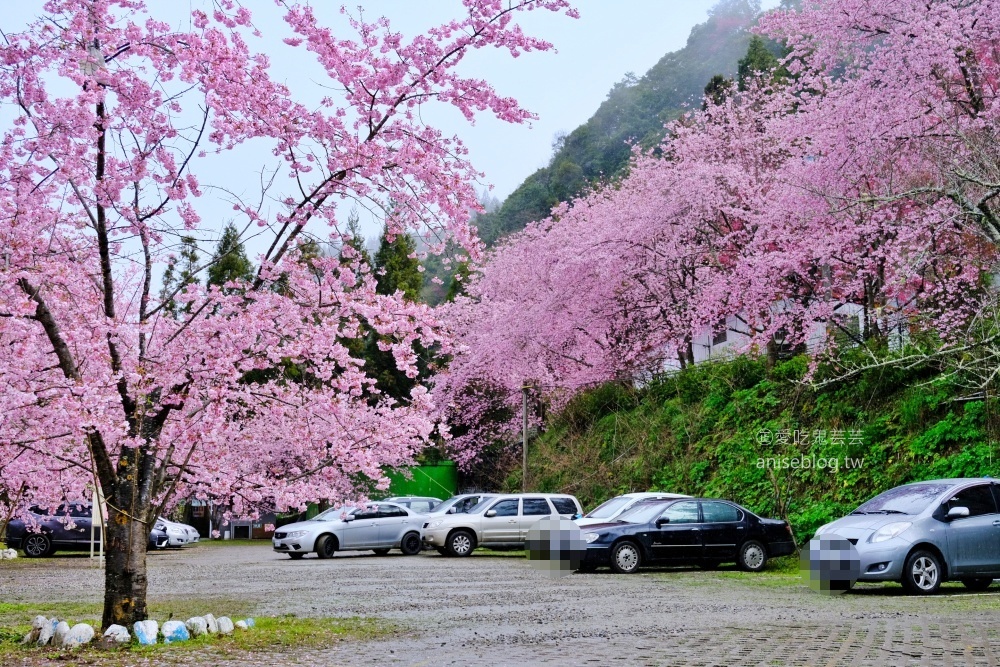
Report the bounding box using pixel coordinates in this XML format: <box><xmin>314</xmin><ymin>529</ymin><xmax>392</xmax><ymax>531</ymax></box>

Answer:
<box><xmin>993</xmin><ymin>520</ymin><xmax>1000</xmax><ymax>527</ymax></box>
<box><xmin>508</xmin><ymin>519</ymin><xmax>517</xmax><ymax>523</ymax></box>
<box><xmin>690</xmin><ymin>528</ymin><xmax>700</xmax><ymax>532</ymax></box>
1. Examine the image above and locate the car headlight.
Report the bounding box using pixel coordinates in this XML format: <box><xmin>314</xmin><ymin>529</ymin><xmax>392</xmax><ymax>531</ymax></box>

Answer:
<box><xmin>870</xmin><ymin>522</ymin><xmax>912</xmax><ymax>543</ymax></box>
<box><xmin>814</xmin><ymin>522</ymin><xmax>833</xmax><ymax>536</ymax></box>
<box><xmin>427</xmin><ymin>520</ymin><xmax>443</xmax><ymax>529</ymax></box>
<box><xmin>584</xmin><ymin>532</ymin><xmax>601</xmax><ymax>544</ymax></box>
<box><xmin>286</xmin><ymin>530</ymin><xmax>308</xmax><ymax>539</ymax></box>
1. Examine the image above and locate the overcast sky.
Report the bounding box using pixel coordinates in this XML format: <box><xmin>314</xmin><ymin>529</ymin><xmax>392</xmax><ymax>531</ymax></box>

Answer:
<box><xmin>4</xmin><ymin>1</ymin><xmax>778</xmax><ymax>246</ymax></box>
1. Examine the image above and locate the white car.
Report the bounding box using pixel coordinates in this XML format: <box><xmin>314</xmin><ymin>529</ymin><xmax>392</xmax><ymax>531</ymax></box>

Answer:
<box><xmin>273</xmin><ymin>501</ymin><xmax>425</xmax><ymax>559</ymax></box>
<box><xmin>156</xmin><ymin>517</ymin><xmax>201</xmax><ymax>547</ymax></box>
<box><xmin>421</xmin><ymin>493</ymin><xmax>583</xmax><ymax>556</ymax></box>
<box><xmin>575</xmin><ymin>492</ymin><xmax>690</xmax><ymax>527</ymax></box>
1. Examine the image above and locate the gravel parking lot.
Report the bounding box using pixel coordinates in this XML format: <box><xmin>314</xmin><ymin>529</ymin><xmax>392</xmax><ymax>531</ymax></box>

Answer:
<box><xmin>3</xmin><ymin>544</ymin><xmax>1000</xmax><ymax>666</ymax></box>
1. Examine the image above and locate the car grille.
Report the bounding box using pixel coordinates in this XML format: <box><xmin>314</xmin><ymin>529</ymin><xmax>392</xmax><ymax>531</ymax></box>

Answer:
<box><xmin>274</xmin><ymin>532</ymin><xmax>287</xmax><ymax>539</ymax></box>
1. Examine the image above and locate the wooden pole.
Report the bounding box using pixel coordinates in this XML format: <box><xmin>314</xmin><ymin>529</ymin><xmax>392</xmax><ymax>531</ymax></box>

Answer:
<box><xmin>522</xmin><ymin>384</ymin><xmax>528</xmax><ymax>492</ymax></box>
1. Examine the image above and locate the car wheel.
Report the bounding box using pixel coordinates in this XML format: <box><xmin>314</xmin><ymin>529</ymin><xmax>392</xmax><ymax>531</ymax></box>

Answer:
<box><xmin>372</xmin><ymin>548</ymin><xmax>390</xmax><ymax>556</ymax></box>
<box><xmin>400</xmin><ymin>532</ymin><xmax>422</xmax><ymax>556</ymax></box>
<box><xmin>610</xmin><ymin>541</ymin><xmax>642</xmax><ymax>574</ymax></box>
<box><xmin>902</xmin><ymin>550</ymin><xmax>943</xmax><ymax>594</ymax></box>
<box><xmin>699</xmin><ymin>560</ymin><xmax>722</xmax><ymax>571</ymax></box>
<box><xmin>961</xmin><ymin>577</ymin><xmax>993</xmax><ymax>592</ymax></box>
<box><xmin>446</xmin><ymin>530</ymin><xmax>476</xmax><ymax>557</ymax></box>
<box><xmin>288</xmin><ymin>553</ymin><xmax>305</xmax><ymax>560</ymax></box>
<box><xmin>23</xmin><ymin>534</ymin><xmax>51</xmax><ymax>558</ymax></box>
<box><xmin>315</xmin><ymin>534</ymin><xmax>337</xmax><ymax>559</ymax></box>
<box><xmin>737</xmin><ymin>541</ymin><xmax>767</xmax><ymax>572</ymax></box>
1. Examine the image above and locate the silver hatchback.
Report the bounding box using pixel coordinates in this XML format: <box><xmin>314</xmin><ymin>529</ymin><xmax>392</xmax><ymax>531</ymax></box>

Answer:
<box><xmin>272</xmin><ymin>502</ymin><xmax>424</xmax><ymax>559</ymax></box>
<box><xmin>810</xmin><ymin>478</ymin><xmax>1000</xmax><ymax>594</ymax></box>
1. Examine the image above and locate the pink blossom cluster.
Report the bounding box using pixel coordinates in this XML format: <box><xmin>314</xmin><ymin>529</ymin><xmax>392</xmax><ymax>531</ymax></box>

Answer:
<box><xmin>438</xmin><ymin>0</ymin><xmax>1000</xmax><ymax>462</ymax></box>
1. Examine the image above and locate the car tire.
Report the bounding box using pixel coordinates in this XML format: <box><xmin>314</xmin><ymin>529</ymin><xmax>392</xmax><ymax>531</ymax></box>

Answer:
<box><xmin>400</xmin><ymin>532</ymin><xmax>422</xmax><ymax>556</ymax></box>
<box><xmin>901</xmin><ymin>549</ymin><xmax>943</xmax><ymax>594</ymax></box>
<box><xmin>23</xmin><ymin>534</ymin><xmax>52</xmax><ymax>558</ymax></box>
<box><xmin>610</xmin><ymin>541</ymin><xmax>642</xmax><ymax>574</ymax></box>
<box><xmin>961</xmin><ymin>577</ymin><xmax>993</xmax><ymax>592</ymax></box>
<box><xmin>288</xmin><ymin>553</ymin><xmax>305</xmax><ymax>560</ymax></box>
<box><xmin>446</xmin><ymin>530</ymin><xmax>476</xmax><ymax>557</ymax></box>
<box><xmin>737</xmin><ymin>541</ymin><xmax>767</xmax><ymax>572</ymax></box>
<box><xmin>315</xmin><ymin>534</ymin><xmax>337</xmax><ymax>559</ymax></box>
<box><xmin>372</xmin><ymin>548</ymin><xmax>390</xmax><ymax>556</ymax></box>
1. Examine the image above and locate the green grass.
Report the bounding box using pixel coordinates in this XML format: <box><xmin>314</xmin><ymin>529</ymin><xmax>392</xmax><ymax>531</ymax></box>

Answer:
<box><xmin>0</xmin><ymin>600</ymin><xmax>394</xmax><ymax>663</ymax></box>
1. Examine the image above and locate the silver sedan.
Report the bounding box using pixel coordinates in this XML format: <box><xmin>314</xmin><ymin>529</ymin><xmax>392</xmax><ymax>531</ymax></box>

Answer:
<box><xmin>811</xmin><ymin>478</ymin><xmax>1000</xmax><ymax>594</ymax></box>
<box><xmin>272</xmin><ymin>502</ymin><xmax>424</xmax><ymax>559</ymax></box>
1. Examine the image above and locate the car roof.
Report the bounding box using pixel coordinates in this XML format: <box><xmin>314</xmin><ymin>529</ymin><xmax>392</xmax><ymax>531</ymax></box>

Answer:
<box><xmin>901</xmin><ymin>478</ymin><xmax>994</xmax><ymax>486</ymax></box>
<box><xmin>620</xmin><ymin>492</ymin><xmax>690</xmax><ymax>499</ymax></box>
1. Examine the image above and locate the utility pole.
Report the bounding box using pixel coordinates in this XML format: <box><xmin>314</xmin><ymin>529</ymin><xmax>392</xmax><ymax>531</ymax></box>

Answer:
<box><xmin>522</xmin><ymin>384</ymin><xmax>529</xmax><ymax>492</ymax></box>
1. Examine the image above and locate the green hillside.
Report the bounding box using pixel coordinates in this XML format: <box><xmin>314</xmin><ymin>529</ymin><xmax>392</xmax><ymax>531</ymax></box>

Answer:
<box><xmin>507</xmin><ymin>355</ymin><xmax>998</xmax><ymax>544</ymax></box>
<box><xmin>474</xmin><ymin>0</ymin><xmax>764</xmax><ymax>247</ymax></box>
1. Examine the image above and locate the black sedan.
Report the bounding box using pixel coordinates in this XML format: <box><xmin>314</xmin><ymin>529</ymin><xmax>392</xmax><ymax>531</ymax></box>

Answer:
<box><xmin>6</xmin><ymin>504</ymin><xmax>170</xmax><ymax>557</ymax></box>
<box><xmin>578</xmin><ymin>498</ymin><xmax>796</xmax><ymax>574</ymax></box>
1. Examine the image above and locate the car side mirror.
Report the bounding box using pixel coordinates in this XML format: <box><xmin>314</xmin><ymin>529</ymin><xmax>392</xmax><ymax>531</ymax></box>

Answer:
<box><xmin>572</xmin><ymin>513</ymin><xmax>582</xmax><ymax>520</ymax></box>
<box><xmin>447</xmin><ymin>507</ymin><xmax>456</xmax><ymax>514</ymax></box>
<box><xmin>343</xmin><ymin>514</ymin><xmax>355</xmax><ymax>522</ymax></box>
<box><xmin>655</xmin><ymin>517</ymin><xmax>670</xmax><ymax>527</ymax></box>
<box><xmin>946</xmin><ymin>506</ymin><xmax>970</xmax><ymax>520</ymax></box>
<box><xmin>485</xmin><ymin>509</ymin><xmax>497</xmax><ymax>518</ymax></box>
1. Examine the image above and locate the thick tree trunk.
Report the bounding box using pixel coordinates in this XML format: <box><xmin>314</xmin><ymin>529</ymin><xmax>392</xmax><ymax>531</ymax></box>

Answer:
<box><xmin>102</xmin><ymin>503</ymin><xmax>151</xmax><ymax>629</ymax></box>
<box><xmin>100</xmin><ymin>442</ymin><xmax>155</xmax><ymax>629</ymax></box>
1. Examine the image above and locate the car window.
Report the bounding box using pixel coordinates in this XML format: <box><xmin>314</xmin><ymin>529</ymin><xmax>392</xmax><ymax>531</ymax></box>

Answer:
<box><xmin>945</xmin><ymin>484</ymin><xmax>998</xmax><ymax>517</ymax></box>
<box><xmin>378</xmin><ymin>506</ymin><xmax>407</xmax><ymax>518</ymax></box>
<box><xmin>69</xmin><ymin>504</ymin><xmax>92</xmax><ymax>518</ymax></box>
<box><xmin>409</xmin><ymin>501</ymin><xmax>433</xmax><ymax>513</ymax></box>
<box><xmin>551</xmin><ymin>498</ymin><xmax>578</xmax><ymax>515</ymax></box>
<box><xmin>661</xmin><ymin>502</ymin><xmax>700</xmax><ymax>524</ymax></box>
<box><xmin>489</xmin><ymin>499</ymin><xmax>519</xmax><ymax>517</ymax></box>
<box><xmin>353</xmin><ymin>508</ymin><xmax>379</xmax><ymax>520</ymax></box>
<box><xmin>701</xmin><ymin>502</ymin><xmax>741</xmax><ymax>523</ymax></box>
<box><xmin>523</xmin><ymin>498</ymin><xmax>551</xmax><ymax>516</ymax></box>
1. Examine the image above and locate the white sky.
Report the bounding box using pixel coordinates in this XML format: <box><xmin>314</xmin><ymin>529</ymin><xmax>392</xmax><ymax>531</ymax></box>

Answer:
<box><xmin>3</xmin><ymin>1</ymin><xmax>778</xmax><ymax>249</ymax></box>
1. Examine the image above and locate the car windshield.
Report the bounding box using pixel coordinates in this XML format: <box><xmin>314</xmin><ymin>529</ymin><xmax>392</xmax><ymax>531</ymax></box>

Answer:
<box><xmin>616</xmin><ymin>502</ymin><xmax>670</xmax><ymax>524</ymax></box>
<box><xmin>312</xmin><ymin>506</ymin><xmax>353</xmax><ymax>521</ymax></box>
<box><xmin>853</xmin><ymin>483</ymin><xmax>954</xmax><ymax>515</ymax></box>
<box><xmin>585</xmin><ymin>496</ymin><xmax>633</xmax><ymax>519</ymax></box>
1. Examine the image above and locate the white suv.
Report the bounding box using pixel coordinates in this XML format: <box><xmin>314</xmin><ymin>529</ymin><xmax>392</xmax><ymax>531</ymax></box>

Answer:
<box><xmin>421</xmin><ymin>493</ymin><xmax>582</xmax><ymax>556</ymax></box>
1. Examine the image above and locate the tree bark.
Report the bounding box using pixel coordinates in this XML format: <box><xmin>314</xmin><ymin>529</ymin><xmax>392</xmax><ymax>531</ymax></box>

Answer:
<box><xmin>101</xmin><ymin>443</ymin><xmax>154</xmax><ymax>629</ymax></box>
<box><xmin>101</xmin><ymin>505</ymin><xmax>150</xmax><ymax>629</ymax></box>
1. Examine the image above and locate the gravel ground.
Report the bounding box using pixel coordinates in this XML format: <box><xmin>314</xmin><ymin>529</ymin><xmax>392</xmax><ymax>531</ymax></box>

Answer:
<box><xmin>4</xmin><ymin>544</ymin><xmax>1000</xmax><ymax>666</ymax></box>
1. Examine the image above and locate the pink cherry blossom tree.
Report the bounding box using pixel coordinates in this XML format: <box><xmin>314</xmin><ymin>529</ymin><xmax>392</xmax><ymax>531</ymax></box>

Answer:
<box><xmin>0</xmin><ymin>0</ymin><xmax>576</xmax><ymax>627</ymax></box>
<box><xmin>439</xmin><ymin>0</ymin><xmax>1000</xmax><ymax>462</ymax></box>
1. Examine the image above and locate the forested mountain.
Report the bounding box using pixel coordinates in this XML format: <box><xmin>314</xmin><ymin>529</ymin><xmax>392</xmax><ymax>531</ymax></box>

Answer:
<box><xmin>473</xmin><ymin>0</ymin><xmax>766</xmax><ymax>247</ymax></box>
